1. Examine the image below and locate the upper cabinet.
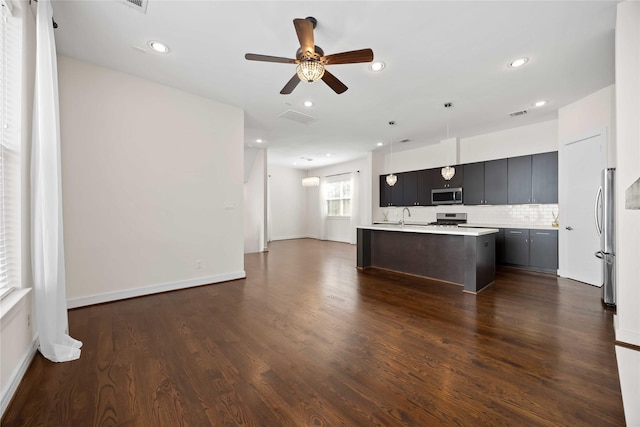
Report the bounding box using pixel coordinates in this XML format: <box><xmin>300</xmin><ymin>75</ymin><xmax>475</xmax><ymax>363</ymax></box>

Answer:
<box><xmin>430</xmin><ymin>165</ymin><xmax>463</xmax><ymax>189</ymax></box>
<box><xmin>391</xmin><ymin>173</ymin><xmax>404</xmax><ymax>206</ymax></box>
<box><xmin>402</xmin><ymin>171</ymin><xmax>418</xmax><ymax>206</ymax></box>
<box><xmin>465</xmin><ymin>159</ymin><xmax>508</xmax><ymax>205</ymax></box>
<box><xmin>380</xmin><ymin>174</ymin><xmax>398</xmax><ymax>207</ymax></box>
<box><xmin>402</xmin><ymin>170</ymin><xmax>432</xmax><ymax>206</ymax></box>
<box><xmin>380</xmin><ymin>172</ymin><xmax>408</xmax><ymax>207</ymax></box>
<box><xmin>379</xmin><ymin>175</ymin><xmax>393</xmax><ymax>207</ymax></box>
<box><xmin>463</xmin><ymin>162</ymin><xmax>484</xmax><ymax>205</ymax></box>
<box><xmin>531</xmin><ymin>152</ymin><xmax>558</xmax><ymax>204</ymax></box>
<box><xmin>508</xmin><ymin>152</ymin><xmax>558</xmax><ymax>204</ymax></box>
<box><xmin>508</xmin><ymin>155</ymin><xmax>533</xmax><ymax>204</ymax></box>
<box><xmin>484</xmin><ymin>159</ymin><xmax>508</xmax><ymax>204</ymax></box>
<box><xmin>379</xmin><ymin>151</ymin><xmax>557</xmax><ymax>208</ymax></box>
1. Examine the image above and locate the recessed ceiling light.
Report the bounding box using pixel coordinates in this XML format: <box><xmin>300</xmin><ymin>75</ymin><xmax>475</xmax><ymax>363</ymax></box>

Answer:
<box><xmin>369</xmin><ymin>61</ymin><xmax>386</xmax><ymax>72</ymax></box>
<box><xmin>326</xmin><ymin>153</ymin><xmax>332</xmax><ymax>157</ymax></box>
<box><xmin>256</xmin><ymin>139</ymin><xmax>263</xmax><ymax>143</ymax></box>
<box><xmin>532</xmin><ymin>100</ymin><xmax>548</xmax><ymax>107</ymax></box>
<box><xmin>377</xmin><ymin>142</ymin><xmax>384</xmax><ymax>146</ymax></box>
<box><xmin>508</xmin><ymin>57</ymin><xmax>528</xmax><ymax>68</ymax></box>
<box><xmin>304</xmin><ymin>100</ymin><xmax>314</xmax><ymax>107</ymax></box>
<box><xmin>148</xmin><ymin>40</ymin><xmax>169</xmax><ymax>54</ymax></box>
<box><xmin>293</xmin><ymin>162</ymin><xmax>297</xmax><ymax>165</ymax></box>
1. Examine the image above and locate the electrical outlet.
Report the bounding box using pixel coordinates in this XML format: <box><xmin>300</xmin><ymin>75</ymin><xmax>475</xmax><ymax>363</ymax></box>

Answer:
<box><xmin>196</xmin><ymin>260</ymin><xmax>202</xmax><ymax>269</ymax></box>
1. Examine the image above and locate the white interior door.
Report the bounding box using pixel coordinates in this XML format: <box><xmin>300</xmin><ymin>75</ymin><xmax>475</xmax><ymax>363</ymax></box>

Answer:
<box><xmin>562</xmin><ymin>132</ymin><xmax>605</xmax><ymax>286</ymax></box>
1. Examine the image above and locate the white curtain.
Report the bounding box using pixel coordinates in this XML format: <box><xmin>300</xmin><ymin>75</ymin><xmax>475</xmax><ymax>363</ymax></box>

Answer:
<box><xmin>32</xmin><ymin>0</ymin><xmax>82</xmax><ymax>362</ymax></box>
<box><xmin>349</xmin><ymin>172</ymin><xmax>360</xmax><ymax>244</ymax></box>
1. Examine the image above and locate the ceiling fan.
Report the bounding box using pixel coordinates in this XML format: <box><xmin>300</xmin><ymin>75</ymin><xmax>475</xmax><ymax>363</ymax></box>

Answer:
<box><xmin>245</xmin><ymin>17</ymin><xmax>374</xmax><ymax>95</ymax></box>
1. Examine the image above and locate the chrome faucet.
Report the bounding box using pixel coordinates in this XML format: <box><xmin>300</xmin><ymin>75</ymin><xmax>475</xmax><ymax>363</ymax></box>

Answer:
<box><xmin>401</xmin><ymin>207</ymin><xmax>411</xmax><ymax>225</ymax></box>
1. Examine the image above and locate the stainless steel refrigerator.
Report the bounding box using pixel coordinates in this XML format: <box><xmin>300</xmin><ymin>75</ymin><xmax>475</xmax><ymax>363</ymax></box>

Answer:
<box><xmin>595</xmin><ymin>168</ymin><xmax>616</xmax><ymax>307</ymax></box>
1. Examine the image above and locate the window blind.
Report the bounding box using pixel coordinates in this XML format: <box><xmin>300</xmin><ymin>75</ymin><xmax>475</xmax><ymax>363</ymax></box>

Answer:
<box><xmin>0</xmin><ymin>1</ymin><xmax>21</xmax><ymax>297</ymax></box>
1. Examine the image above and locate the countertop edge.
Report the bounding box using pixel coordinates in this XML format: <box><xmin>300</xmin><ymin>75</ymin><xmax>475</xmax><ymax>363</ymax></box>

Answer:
<box><xmin>465</xmin><ymin>223</ymin><xmax>559</xmax><ymax>231</ymax></box>
<box><xmin>359</xmin><ymin>225</ymin><xmax>499</xmax><ymax>236</ymax></box>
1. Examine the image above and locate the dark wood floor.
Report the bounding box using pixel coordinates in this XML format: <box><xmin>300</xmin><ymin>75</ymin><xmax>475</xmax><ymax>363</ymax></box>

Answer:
<box><xmin>2</xmin><ymin>239</ymin><xmax>624</xmax><ymax>426</ymax></box>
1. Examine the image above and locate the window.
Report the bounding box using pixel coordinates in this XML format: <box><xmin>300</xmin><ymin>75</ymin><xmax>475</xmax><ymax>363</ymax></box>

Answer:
<box><xmin>0</xmin><ymin>0</ymin><xmax>21</xmax><ymax>299</ymax></box>
<box><xmin>326</xmin><ymin>179</ymin><xmax>351</xmax><ymax>217</ymax></box>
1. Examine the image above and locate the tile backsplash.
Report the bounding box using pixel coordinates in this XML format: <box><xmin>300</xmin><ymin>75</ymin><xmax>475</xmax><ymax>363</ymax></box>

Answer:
<box><xmin>378</xmin><ymin>204</ymin><xmax>559</xmax><ymax>227</ymax></box>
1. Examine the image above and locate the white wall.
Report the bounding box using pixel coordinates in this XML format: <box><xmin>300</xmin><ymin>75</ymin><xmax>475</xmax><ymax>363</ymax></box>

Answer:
<box><xmin>382</xmin><ymin>120</ymin><xmax>558</xmax><ymax>175</ymax></box>
<box><xmin>268</xmin><ymin>165</ymin><xmax>307</xmax><ymax>241</ymax></box>
<box><xmin>244</xmin><ymin>148</ymin><xmax>267</xmax><ymax>253</ymax></box>
<box><xmin>614</xmin><ymin>3</ymin><xmax>640</xmax><ymax>424</ymax></box>
<box><xmin>58</xmin><ymin>57</ymin><xmax>245</xmax><ymax>307</ymax></box>
<box><xmin>558</xmin><ymin>85</ymin><xmax>616</xmax><ymax>166</ymax></box>
<box><xmin>614</xmin><ymin>1</ymin><xmax>640</xmax><ymax>347</ymax></box>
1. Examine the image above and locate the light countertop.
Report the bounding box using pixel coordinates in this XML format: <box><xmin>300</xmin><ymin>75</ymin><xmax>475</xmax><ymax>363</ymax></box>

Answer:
<box><xmin>465</xmin><ymin>223</ymin><xmax>559</xmax><ymax>231</ymax></box>
<box><xmin>360</xmin><ymin>224</ymin><xmax>499</xmax><ymax>236</ymax></box>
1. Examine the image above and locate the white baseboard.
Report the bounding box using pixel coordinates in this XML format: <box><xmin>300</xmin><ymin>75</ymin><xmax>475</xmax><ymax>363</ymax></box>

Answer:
<box><xmin>67</xmin><ymin>271</ymin><xmax>246</xmax><ymax>309</ymax></box>
<box><xmin>0</xmin><ymin>338</ymin><xmax>38</xmax><ymax>419</ymax></box>
<box><xmin>270</xmin><ymin>235</ymin><xmax>308</xmax><ymax>241</ymax></box>
<box><xmin>615</xmin><ymin>315</ymin><xmax>640</xmax><ymax>347</ymax></box>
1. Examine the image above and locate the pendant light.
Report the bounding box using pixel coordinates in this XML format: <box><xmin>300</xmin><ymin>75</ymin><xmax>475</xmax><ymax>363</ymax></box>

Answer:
<box><xmin>441</xmin><ymin>102</ymin><xmax>455</xmax><ymax>181</ymax></box>
<box><xmin>386</xmin><ymin>120</ymin><xmax>397</xmax><ymax>186</ymax></box>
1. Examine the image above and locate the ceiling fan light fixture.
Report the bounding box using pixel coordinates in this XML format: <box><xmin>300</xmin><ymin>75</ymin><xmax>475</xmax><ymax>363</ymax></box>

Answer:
<box><xmin>296</xmin><ymin>60</ymin><xmax>325</xmax><ymax>82</ymax></box>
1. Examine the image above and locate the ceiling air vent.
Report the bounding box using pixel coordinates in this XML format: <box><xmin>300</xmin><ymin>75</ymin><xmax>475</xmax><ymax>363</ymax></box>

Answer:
<box><xmin>121</xmin><ymin>0</ymin><xmax>148</xmax><ymax>13</ymax></box>
<box><xmin>278</xmin><ymin>109</ymin><xmax>317</xmax><ymax>125</ymax></box>
<box><xmin>509</xmin><ymin>109</ymin><xmax>528</xmax><ymax>117</ymax></box>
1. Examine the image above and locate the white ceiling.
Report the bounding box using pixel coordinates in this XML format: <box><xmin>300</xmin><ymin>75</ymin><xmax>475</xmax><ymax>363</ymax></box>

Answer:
<box><xmin>51</xmin><ymin>0</ymin><xmax>618</xmax><ymax>169</ymax></box>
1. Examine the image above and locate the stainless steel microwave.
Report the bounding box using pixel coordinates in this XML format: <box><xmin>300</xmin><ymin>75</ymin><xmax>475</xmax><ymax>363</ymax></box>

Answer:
<box><xmin>432</xmin><ymin>188</ymin><xmax>463</xmax><ymax>205</ymax></box>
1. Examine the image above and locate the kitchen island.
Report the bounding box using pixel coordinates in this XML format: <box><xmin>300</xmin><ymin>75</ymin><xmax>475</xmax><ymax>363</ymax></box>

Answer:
<box><xmin>357</xmin><ymin>224</ymin><xmax>499</xmax><ymax>293</ymax></box>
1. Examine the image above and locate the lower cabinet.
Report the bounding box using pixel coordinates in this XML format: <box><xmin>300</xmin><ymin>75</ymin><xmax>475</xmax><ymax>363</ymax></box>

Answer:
<box><xmin>504</xmin><ymin>229</ymin><xmax>530</xmax><ymax>265</ymax></box>
<box><xmin>529</xmin><ymin>230</ymin><xmax>559</xmax><ymax>270</ymax></box>
<box><xmin>502</xmin><ymin>228</ymin><xmax>558</xmax><ymax>272</ymax></box>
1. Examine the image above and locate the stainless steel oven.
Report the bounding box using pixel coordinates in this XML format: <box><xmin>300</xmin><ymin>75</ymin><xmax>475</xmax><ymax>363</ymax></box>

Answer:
<box><xmin>431</xmin><ymin>187</ymin><xmax>463</xmax><ymax>205</ymax></box>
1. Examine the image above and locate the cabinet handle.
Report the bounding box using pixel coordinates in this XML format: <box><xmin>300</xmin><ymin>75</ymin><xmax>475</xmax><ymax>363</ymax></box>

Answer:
<box><xmin>525</xmin><ymin>238</ymin><xmax>528</xmax><ymax>243</ymax></box>
<box><xmin>536</xmin><ymin>232</ymin><xmax>550</xmax><ymax>235</ymax></box>
<box><xmin>509</xmin><ymin>231</ymin><xmax>523</xmax><ymax>234</ymax></box>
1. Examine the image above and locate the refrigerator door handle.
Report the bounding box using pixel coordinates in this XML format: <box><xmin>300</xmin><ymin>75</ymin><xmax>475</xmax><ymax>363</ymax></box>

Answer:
<box><xmin>594</xmin><ymin>186</ymin><xmax>603</xmax><ymax>236</ymax></box>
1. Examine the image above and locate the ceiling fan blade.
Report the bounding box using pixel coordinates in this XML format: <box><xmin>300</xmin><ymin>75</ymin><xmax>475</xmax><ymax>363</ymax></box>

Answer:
<box><xmin>321</xmin><ymin>49</ymin><xmax>374</xmax><ymax>65</ymax></box>
<box><xmin>280</xmin><ymin>74</ymin><xmax>301</xmax><ymax>94</ymax></box>
<box><xmin>293</xmin><ymin>18</ymin><xmax>315</xmax><ymax>56</ymax></box>
<box><xmin>321</xmin><ymin>70</ymin><xmax>348</xmax><ymax>94</ymax></box>
<box><xmin>245</xmin><ymin>53</ymin><xmax>298</xmax><ymax>64</ymax></box>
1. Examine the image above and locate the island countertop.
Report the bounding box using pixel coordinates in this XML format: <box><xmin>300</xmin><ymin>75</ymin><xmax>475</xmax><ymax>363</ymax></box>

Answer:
<box><xmin>359</xmin><ymin>224</ymin><xmax>499</xmax><ymax>236</ymax></box>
